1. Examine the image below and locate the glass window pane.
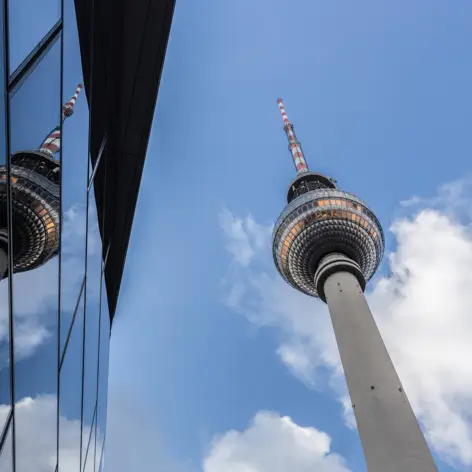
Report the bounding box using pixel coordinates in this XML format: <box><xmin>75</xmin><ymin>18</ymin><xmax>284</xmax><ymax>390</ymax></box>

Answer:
<box><xmin>60</xmin><ymin>0</ymin><xmax>89</xmax><ymax>359</ymax></box>
<box><xmin>97</xmin><ymin>441</ymin><xmax>105</xmax><ymax>472</ymax></box>
<box><xmin>82</xmin><ymin>184</ymin><xmax>102</xmax><ymax>463</ymax></box>
<box><xmin>0</xmin><ymin>420</ymin><xmax>13</xmax><ymax>471</ymax></box>
<box><xmin>61</xmin><ymin>278</ymin><xmax>85</xmax><ymax>357</ymax></box>
<box><xmin>59</xmin><ymin>289</ymin><xmax>84</xmax><ymax>472</ymax></box>
<box><xmin>14</xmin><ymin>392</ymin><xmax>59</xmax><ymax>471</ymax></box>
<box><xmin>96</xmin><ymin>272</ymin><xmax>110</xmax><ymax>466</ymax></box>
<box><xmin>10</xmin><ymin>39</ymin><xmax>61</xmax><ymax>152</ymax></box>
<box><xmin>8</xmin><ymin>0</ymin><xmax>61</xmax><ymax>73</ymax></box>
<box><xmin>0</xmin><ymin>0</ymin><xmax>11</xmax><ymax>433</ymax></box>
<box><xmin>83</xmin><ymin>414</ymin><xmax>96</xmax><ymax>472</ymax></box>
<box><xmin>9</xmin><ymin>35</ymin><xmax>61</xmax><ymax>472</ymax></box>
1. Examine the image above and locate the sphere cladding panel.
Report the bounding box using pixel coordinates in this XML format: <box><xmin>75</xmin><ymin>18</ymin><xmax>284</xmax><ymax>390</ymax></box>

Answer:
<box><xmin>272</xmin><ymin>189</ymin><xmax>384</xmax><ymax>297</ymax></box>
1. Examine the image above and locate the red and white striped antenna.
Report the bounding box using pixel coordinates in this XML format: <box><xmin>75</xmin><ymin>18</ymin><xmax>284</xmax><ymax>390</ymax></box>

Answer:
<box><xmin>62</xmin><ymin>83</ymin><xmax>83</xmax><ymax>119</ymax></box>
<box><xmin>40</xmin><ymin>83</ymin><xmax>83</xmax><ymax>158</ymax></box>
<box><xmin>277</xmin><ymin>98</ymin><xmax>309</xmax><ymax>174</ymax></box>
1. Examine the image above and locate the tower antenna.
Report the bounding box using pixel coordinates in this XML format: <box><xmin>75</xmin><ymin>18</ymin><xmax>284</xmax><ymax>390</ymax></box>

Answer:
<box><xmin>62</xmin><ymin>83</ymin><xmax>83</xmax><ymax>119</ymax></box>
<box><xmin>39</xmin><ymin>83</ymin><xmax>83</xmax><ymax>157</ymax></box>
<box><xmin>277</xmin><ymin>98</ymin><xmax>308</xmax><ymax>174</ymax></box>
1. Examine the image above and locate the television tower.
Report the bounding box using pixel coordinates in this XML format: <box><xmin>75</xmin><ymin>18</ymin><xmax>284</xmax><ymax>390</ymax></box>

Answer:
<box><xmin>272</xmin><ymin>99</ymin><xmax>438</xmax><ymax>472</ymax></box>
<box><xmin>0</xmin><ymin>84</ymin><xmax>83</xmax><ymax>280</ymax></box>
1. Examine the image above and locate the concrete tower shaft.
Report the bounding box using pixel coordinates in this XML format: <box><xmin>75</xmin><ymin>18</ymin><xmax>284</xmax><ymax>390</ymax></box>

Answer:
<box><xmin>315</xmin><ymin>254</ymin><xmax>438</xmax><ymax>472</ymax></box>
<box><xmin>271</xmin><ymin>99</ymin><xmax>438</xmax><ymax>471</ymax></box>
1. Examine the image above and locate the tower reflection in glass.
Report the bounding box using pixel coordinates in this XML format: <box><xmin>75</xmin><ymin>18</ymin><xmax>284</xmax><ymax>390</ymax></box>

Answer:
<box><xmin>0</xmin><ymin>84</ymin><xmax>82</xmax><ymax>280</ymax></box>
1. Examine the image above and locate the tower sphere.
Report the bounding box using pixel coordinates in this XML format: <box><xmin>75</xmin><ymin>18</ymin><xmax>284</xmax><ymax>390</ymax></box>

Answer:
<box><xmin>272</xmin><ymin>177</ymin><xmax>384</xmax><ymax>299</ymax></box>
<box><xmin>0</xmin><ymin>84</ymin><xmax>82</xmax><ymax>277</ymax></box>
<box><xmin>0</xmin><ymin>150</ymin><xmax>60</xmax><ymax>273</ymax></box>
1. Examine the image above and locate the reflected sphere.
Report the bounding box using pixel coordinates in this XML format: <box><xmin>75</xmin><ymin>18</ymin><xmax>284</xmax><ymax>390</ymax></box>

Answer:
<box><xmin>0</xmin><ymin>151</ymin><xmax>60</xmax><ymax>273</ymax></box>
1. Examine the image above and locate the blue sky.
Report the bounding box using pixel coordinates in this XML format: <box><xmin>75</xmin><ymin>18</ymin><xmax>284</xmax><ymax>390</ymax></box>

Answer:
<box><xmin>106</xmin><ymin>1</ymin><xmax>472</xmax><ymax>472</ymax></box>
<box><xmin>2</xmin><ymin>1</ymin><xmax>472</xmax><ymax>471</ymax></box>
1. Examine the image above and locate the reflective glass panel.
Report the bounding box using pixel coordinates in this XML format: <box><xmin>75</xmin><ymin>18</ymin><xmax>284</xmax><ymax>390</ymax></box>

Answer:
<box><xmin>59</xmin><ymin>289</ymin><xmax>84</xmax><ymax>472</ymax></box>
<box><xmin>97</xmin><ymin>441</ymin><xmax>105</xmax><ymax>472</ymax></box>
<box><xmin>8</xmin><ymin>0</ymin><xmax>61</xmax><ymax>73</ymax></box>
<box><xmin>82</xmin><ymin>183</ymin><xmax>102</xmax><ymax>463</ymax></box>
<box><xmin>0</xmin><ymin>421</ymin><xmax>13</xmax><ymax>471</ymax></box>
<box><xmin>9</xmin><ymin>36</ymin><xmax>61</xmax><ymax>471</ymax></box>
<box><xmin>96</xmin><ymin>272</ymin><xmax>110</xmax><ymax>466</ymax></box>
<box><xmin>60</xmin><ymin>0</ymin><xmax>89</xmax><ymax>359</ymax></box>
<box><xmin>0</xmin><ymin>0</ymin><xmax>11</xmax><ymax>432</ymax></box>
<box><xmin>61</xmin><ymin>277</ymin><xmax>85</xmax><ymax>357</ymax></box>
<box><xmin>83</xmin><ymin>413</ymin><xmax>96</xmax><ymax>472</ymax></box>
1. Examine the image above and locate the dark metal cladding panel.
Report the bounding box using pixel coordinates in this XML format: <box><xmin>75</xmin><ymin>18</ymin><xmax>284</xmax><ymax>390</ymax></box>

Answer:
<box><xmin>74</xmin><ymin>0</ymin><xmax>175</xmax><ymax>320</ymax></box>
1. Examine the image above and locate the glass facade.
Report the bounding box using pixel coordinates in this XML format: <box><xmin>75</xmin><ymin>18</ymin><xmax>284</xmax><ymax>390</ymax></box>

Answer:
<box><xmin>0</xmin><ymin>0</ymin><xmax>110</xmax><ymax>470</ymax></box>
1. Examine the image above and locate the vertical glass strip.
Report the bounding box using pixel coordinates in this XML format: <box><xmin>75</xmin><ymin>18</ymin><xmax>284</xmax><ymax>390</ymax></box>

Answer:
<box><xmin>58</xmin><ymin>287</ymin><xmax>84</xmax><ymax>471</ymax></box>
<box><xmin>81</xmin><ymin>181</ymin><xmax>101</xmax><ymax>466</ymax></box>
<box><xmin>0</xmin><ymin>0</ymin><xmax>11</xmax><ymax>435</ymax></box>
<box><xmin>59</xmin><ymin>0</ymin><xmax>89</xmax><ymax>361</ymax></box>
<box><xmin>95</xmin><ymin>271</ymin><xmax>109</xmax><ymax>469</ymax></box>
<box><xmin>9</xmin><ymin>35</ymin><xmax>61</xmax><ymax>472</ymax></box>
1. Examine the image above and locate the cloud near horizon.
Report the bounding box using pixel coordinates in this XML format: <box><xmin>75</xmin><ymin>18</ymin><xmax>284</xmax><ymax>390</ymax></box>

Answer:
<box><xmin>107</xmin><ymin>390</ymin><xmax>350</xmax><ymax>472</ymax></box>
<box><xmin>219</xmin><ymin>179</ymin><xmax>472</xmax><ymax>468</ymax></box>
<box><xmin>203</xmin><ymin>411</ymin><xmax>350</xmax><ymax>472</ymax></box>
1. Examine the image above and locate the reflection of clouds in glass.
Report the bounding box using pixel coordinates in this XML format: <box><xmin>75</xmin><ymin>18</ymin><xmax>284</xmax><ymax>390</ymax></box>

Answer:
<box><xmin>0</xmin><ymin>203</ymin><xmax>101</xmax><ymax>366</ymax></box>
<box><xmin>14</xmin><ymin>318</ymin><xmax>50</xmax><ymax>361</ymax></box>
<box><xmin>62</xmin><ymin>202</ymin><xmax>100</xmax><ymax>310</ymax></box>
<box><xmin>0</xmin><ymin>257</ymin><xmax>58</xmax><ymax>365</ymax></box>
<box><xmin>0</xmin><ymin>395</ymin><xmax>100</xmax><ymax>472</ymax></box>
<box><xmin>0</xmin><ymin>423</ymin><xmax>12</xmax><ymax>470</ymax></box>
<box><xmin>62</xmin><ymin>204</ymin><xmax>87</xmax><ymax>256</ymax></box>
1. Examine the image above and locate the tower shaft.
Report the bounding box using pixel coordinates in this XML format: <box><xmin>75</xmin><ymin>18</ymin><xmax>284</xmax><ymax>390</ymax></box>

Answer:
<box><xmin>318</xmin><ymin>254</ymin><xmax>438</xmax><ymax>472</ymax></box>
<box><xmin>277</xmin><ymin>99</ymin><xmax>308</xmax><ymax>173</ymax></box>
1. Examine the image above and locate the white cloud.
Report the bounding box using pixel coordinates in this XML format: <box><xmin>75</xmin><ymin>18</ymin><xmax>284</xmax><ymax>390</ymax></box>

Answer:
<box><xmin>0</xmin><ymin>395</ymin><xmax>99</xmax><ymax>472</ymax></box>
<box><xmin>219</xmin><ymin>209</ymin><xmax>272</xmax><ymax>267</ymax></box>
<box><xmin>220</xmin><ymin>179</ymin><xmax>472</xmax><ymax>468</ymax></box>
<box><xmin>399</xmin><ymin>178</ymin><xmax>472</xmax><ymax>220</ymax></box>
<box><xmin>203</xmin><ymin>411</ymin><xmax>350</xmax><ymax>472</ymax></box>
